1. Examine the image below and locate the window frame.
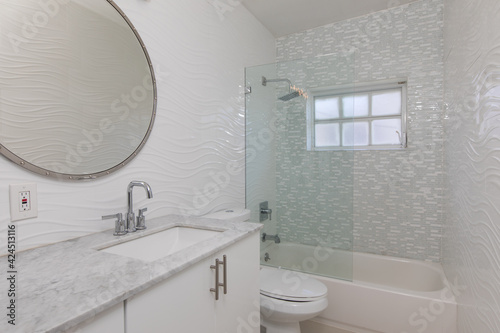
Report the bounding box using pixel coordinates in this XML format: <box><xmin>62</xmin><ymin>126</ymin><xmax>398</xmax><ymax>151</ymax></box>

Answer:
<box><xmin>306</xmin><ymin>79</ymin><xmax>408</xmax><ymax>151</ymax></box>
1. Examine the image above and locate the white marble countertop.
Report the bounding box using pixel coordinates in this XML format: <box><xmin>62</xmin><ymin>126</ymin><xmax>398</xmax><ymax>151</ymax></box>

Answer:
<box><xmin>0</xmin><ymin>214</ymin><xmax>262</xmax><ymax>333</ymax></box>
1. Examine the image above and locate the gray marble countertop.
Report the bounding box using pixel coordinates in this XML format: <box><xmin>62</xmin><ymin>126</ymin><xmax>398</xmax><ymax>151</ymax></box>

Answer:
<box><xmin>0</xmin><ymin>214</ymin><xmax>262</xmax><ymax>333</ymax></box>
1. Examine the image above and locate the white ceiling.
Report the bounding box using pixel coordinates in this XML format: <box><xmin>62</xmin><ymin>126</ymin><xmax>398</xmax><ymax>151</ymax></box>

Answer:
<box><xmin>241</xmin><ymin>0</ymin><xmax>420</xmax><ymax>37</ymax></box>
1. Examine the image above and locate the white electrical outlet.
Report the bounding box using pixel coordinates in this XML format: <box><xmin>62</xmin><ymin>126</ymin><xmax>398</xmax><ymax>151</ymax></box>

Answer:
<box><xmin>19</xmin><ymin>191</ymin><xmax>31</xmax><ymax>211</ymax></box>
<box><xmin>10</xmin><ymin>183</ymin><xmax>38</xmax><ymax>222</ymax></box>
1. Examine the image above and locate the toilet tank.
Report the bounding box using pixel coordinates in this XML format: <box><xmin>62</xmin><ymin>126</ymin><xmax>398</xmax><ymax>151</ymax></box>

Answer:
<box><xmin>203</xmin><ymin>208</ymin><xmax>251</xmax><ymax>223</ymax></box>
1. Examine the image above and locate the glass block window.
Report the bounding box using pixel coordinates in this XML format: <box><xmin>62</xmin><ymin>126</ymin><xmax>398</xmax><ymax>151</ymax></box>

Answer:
<box><xmin>307</xmin><ymin>80</ymin><xmax>407</xmax><ymax>150</ymax></box>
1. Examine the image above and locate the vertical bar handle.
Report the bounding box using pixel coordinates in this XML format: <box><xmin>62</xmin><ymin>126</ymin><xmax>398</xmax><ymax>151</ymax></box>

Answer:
<box><xmin>210</xmin><ymin>258</ymin><xmax>220</xmax><ymax>300</ymax></box>
<box><xmin>218</xmin><ymin>255</ymin><xmax>227</xmax><ymax>295</ymax></box>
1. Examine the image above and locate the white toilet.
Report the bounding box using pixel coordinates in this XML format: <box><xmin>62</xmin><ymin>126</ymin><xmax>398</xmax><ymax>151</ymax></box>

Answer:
<box><xmin>260</xmin><ymin>266</ymin><xmax>328</xmax><ymax>333</ymax></box>
<box><xmin>203</xmin><ymin>208</ymin><xmax>328</xmax><ymax>333</ymax></box>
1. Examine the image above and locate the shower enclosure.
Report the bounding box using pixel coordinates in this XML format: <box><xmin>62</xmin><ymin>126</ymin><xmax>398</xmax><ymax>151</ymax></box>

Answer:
<box><xmin>245</xmin><ymin>53</ymin><xmax>355</xmax><ymax>281</ymax></box>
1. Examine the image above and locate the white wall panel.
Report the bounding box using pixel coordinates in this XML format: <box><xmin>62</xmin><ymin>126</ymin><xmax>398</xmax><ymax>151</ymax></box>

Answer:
<box><xmin>443</xmin><ymin>0</ymin><xmax>500</xmax><ymax>331</ymax></box>
<box><xmin>0</xmin><ymin>0</ymin><xmax>275</xmax><ymax>254</ymax></box>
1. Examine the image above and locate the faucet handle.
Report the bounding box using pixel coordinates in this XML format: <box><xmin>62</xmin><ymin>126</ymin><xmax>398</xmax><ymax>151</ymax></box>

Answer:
<box><xmin>136</xmin><ymin>208</ymin><xmax>148</xmax><ymax>230</ymax></box>
<box><xmin>260</xmin><ymin>208</ymin><xmax>272</xmax><ymax>220</ymax></box>
<box><xmin>102</xmin><ymin>213</ymin><xmax>122</xmax><ymax>220</ymax></box>
<box><xmin>102</xmin><ymin>213</ymin><xmax>127</xmax><ymax>236</ymax></box>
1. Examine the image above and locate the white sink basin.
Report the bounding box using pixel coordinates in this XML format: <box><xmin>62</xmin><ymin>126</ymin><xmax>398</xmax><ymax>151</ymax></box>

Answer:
<box><xmin>99</xmin><ymin>227</ymin><xmax>221</xmax><ymax>262</ymax></box>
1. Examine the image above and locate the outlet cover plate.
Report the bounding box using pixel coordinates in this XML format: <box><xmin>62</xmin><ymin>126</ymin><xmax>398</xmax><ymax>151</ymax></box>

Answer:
<box><xmin>10</xmin><ymin>183</ymin><xmax>38</xmax><ymax>222</ymax></box>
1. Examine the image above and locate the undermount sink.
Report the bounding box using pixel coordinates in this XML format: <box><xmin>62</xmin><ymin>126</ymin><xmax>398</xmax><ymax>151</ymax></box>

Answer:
<box><xmin>99</xmin><ymin>227</ymin><xmax>221</xmax><ymax>262</ymax></box>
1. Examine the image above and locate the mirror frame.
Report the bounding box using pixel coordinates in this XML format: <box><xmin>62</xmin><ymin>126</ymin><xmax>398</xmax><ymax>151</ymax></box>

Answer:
<box><xmin>0</xmin><ymin>0</ymin><xmax>157</xmax><ymax>181</ymax></box>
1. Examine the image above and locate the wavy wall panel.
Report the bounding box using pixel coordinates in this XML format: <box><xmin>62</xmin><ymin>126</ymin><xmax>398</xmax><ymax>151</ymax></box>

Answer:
<box><xmin>442</xmin><ymin>0</ymin><xmax>500</xmax><ymax>331</ymax></box>
<box><xmin>0</xmin><ymin>0</ymin><xmax>275</xmax><ymax>254</ymax></box>
<box><xmin>0</xmin><ymin>0</ymin><xmax>153</xmax><ymax>174</ymax></box>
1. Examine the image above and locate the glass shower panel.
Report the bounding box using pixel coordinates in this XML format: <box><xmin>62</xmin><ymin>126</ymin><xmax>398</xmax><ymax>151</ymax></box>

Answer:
<box><xmin>245</xmin><ymin>62</ymin><xmax>278</xmax><ymax>238</ymax></box>
<box><xmin>245</xmin><ymin>53</ymin><xmax>354</xmax><ymax>281</ymax></box>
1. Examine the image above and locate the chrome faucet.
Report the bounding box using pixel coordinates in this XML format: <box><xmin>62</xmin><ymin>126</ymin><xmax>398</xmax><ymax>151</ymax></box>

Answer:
<box><xmin>126</xmin><ymin>181</ymin><xmax>153</xmax><ymax>232</ymax></box>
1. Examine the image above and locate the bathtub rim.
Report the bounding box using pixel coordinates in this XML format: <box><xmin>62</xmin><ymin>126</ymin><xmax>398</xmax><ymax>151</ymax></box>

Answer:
<box><xmin>260</xmin><ymin>241</ymin><xmax>455</xmax><ymax>300</ymax></box>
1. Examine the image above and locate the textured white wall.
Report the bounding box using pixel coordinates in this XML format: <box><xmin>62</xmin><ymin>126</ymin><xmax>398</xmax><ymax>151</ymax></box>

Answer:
<box><xmin>0</xmin><ymin>1</ymin><xmax>152</xmax><ymax>174</ymax></box>
<box><xmin>0</xmin><ymin>0</ymin><xmax>275</xmax><ymax>254</ymax></box>
<box><xmin>442</xmin><ymin>0</ymin><xmax>500</xmax><ymax>331</ymax></box>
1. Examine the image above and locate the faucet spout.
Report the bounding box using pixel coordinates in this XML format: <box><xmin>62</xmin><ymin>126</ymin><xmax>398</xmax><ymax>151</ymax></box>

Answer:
<box><xmin>126</xmin><ymin>181</ymin><xmax>153</xmax><ymax>232</ymax></box>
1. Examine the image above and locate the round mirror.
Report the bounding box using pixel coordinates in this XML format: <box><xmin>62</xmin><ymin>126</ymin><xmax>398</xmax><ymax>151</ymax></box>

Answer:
<box><xmin>0</xmin><ymin>0</ymin><xmax>156</xmax><ymax>180</ymax></box>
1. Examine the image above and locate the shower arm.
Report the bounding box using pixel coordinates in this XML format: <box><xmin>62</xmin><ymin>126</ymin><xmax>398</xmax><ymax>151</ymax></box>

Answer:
<box><xmin>262</xmin><ymin>76</ymin><xmax>292</xmax><ymax>91</ymax></box>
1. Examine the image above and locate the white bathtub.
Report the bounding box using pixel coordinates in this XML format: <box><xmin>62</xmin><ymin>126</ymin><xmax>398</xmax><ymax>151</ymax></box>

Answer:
<box><xmin>261</xmin><ymin>242</ymin><xmax>457</xmax><ymax>333</ymax></box>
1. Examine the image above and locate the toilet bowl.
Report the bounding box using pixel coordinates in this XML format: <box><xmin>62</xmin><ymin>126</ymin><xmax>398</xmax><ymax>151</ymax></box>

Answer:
<box><xmin>260</xmin><ymin>266</ymin><xmax>328</xmax><ymax>333</ymax></box>
<box><xmin>202</xmin><ymin>208</ymin><xmax>328</xmax><ymax>333</ymax></box>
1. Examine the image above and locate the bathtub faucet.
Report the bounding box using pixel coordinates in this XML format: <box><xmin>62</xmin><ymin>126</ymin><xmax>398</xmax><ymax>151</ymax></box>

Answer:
<box><xmin>262</xmin><ymin>233</ymin><xmax>280</xmax><ymax>244</ymax></box>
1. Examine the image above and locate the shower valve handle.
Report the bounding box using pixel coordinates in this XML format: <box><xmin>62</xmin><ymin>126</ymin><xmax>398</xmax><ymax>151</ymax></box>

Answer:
<box><xmin>260</xmin><ymin>208</ymin><xmax>272</xmax><ymax>220</ymax></box>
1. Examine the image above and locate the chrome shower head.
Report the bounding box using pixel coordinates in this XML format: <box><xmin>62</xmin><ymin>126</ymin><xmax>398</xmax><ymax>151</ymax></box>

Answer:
<box><xmin>262</xmin><ymin>76</ymin><xmax>303</xmax><ymax>101</ymax></box>
<box><xmin>278</xmin><ymin>90</ymin><xmax>301</xmax><ymax>101</ymax></box>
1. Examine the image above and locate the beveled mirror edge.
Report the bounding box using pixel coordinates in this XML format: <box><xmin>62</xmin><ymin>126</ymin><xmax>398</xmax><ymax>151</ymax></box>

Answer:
<box><xmin>0</xmin><ymin>0</ymin><xmax>157</xmax><ymax>181</ymax></box>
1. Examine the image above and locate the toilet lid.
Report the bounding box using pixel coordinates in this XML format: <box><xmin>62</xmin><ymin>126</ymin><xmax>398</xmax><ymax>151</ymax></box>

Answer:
<box><xmin>260</xmin><ymin>267</ymin><xmax>327</xmax><ymax>302</ymax></box>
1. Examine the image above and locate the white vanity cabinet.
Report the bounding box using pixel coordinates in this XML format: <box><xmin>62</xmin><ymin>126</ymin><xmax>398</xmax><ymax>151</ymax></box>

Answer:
<box><xmin>214</xmin><ymin>233</ymin><xmax>260</xmax><ymax>333</ymax></box>
<box><xmin>126</xmin><ymin>232</ymin><xmax>260</xmax><ymax>333</ymax></box>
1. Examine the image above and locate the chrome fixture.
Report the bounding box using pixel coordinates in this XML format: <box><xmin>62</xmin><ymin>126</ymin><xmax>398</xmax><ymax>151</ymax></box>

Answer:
<box><xmin>262</xmin><ymin>76</ymin><xmax>292</xmax><ymax>87</ymax></box>
<box><xmin>261</xmin><ymin>76</ymin><xmax>306</xmax><ymax>101</ymax></box>
<box><xmin>264</xmin><ymin>252</ymin><xmax>271</xmax><ymax>262</ymax></box>
<box><xmin>136</xmin><ymin>207</ymin><xmax>148</xmax><ymax>230</ymax></box>
<box><xmin>262</xmin><ymin>233</ymin><xmax>280</xmax><ymax>244</ymax></box>
<box><xmin>260</xmin><ymin>201</ymin><xmax>272</xmax><ymax>222</ymax></box>
<box><xmin>102</xmin><ymin>213</ymin><xmax>127</xmax><ymax>236</ymax></box>
<box><xmin>127</xmin><ymin>181</ymin><xmax>153</xmax><ymax>232</ymax></box>
<box><xmin>210</xmin><ymin>255</ymin><xmax>227</xmax><ymax>301</ymax></box>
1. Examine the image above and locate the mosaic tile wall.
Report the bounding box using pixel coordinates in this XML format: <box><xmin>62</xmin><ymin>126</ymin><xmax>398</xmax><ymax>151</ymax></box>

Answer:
<box><xmin>275</xmin><ymin>0</ymin><xmax>445</xmax><ymax>261</ymax></box>
<box><xmin>273</xmin><ymin>54</ymin><xmax>356</xmax><ymax>251</ymax></box>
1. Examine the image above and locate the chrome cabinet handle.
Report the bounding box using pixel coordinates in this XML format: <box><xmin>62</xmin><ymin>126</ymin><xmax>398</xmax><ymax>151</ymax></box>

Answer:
<box><xmin>210</xmin><ymin>258</ymin><xmax>220</xmax><ymax>300</ymax></box>
<box><xmin>210</xmin><ymin>256</ymin><xmax>228</xmax><ymax>300</ymax></box>
<box><xmin>219</xmin><ymin>255</ymin><xmax>227</xmax><ymax>295</ymax></box>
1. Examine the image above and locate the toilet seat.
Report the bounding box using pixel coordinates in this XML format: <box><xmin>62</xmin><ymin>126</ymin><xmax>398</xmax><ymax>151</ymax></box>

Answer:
<box><xmin>260</xmin><ymin>267</ymin><xmax>327</xmax><ymax>302</ymax></box>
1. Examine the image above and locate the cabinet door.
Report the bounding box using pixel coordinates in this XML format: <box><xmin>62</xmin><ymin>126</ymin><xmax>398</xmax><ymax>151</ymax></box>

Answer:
<box><xmin>214</xmin><ymin>233</ymin><xmax>260</xmax><ymax>333</ymax></box>
<box><xmin>126</xmin><ymin>255</ymin><xmax>216</xmax><ymax>333</ymax></box>
<box><xmin>63</xmin><ymin>302</ymin><xmax>124</xmax><ymax>333</ymax></box>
